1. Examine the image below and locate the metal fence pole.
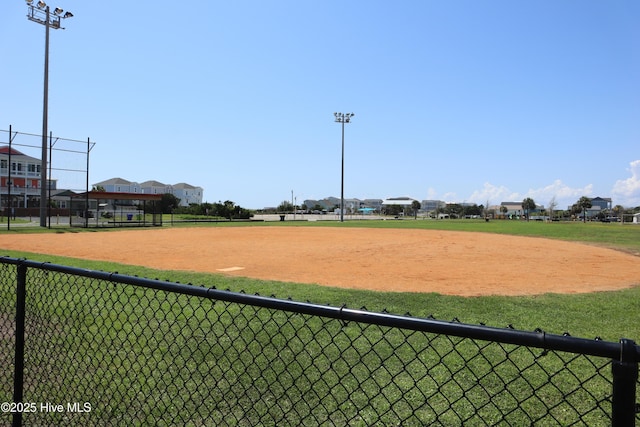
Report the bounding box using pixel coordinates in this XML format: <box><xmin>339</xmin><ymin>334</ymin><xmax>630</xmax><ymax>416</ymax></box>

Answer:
<box><xmin>611</xmin><ymin>338</ymin><xmax>638</xmax><ymax>426</ymax></box>
<box><xmin>12</xmin><ymin>263</ymin><xmax>27</xmax><ymax>427</ymax></box>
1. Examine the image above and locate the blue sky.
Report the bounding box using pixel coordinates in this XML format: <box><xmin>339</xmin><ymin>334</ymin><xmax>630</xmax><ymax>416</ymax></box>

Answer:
<box><xmin>1</xmin><ymin>1</ymin><xmax>639</xmax><ymax>209</ymax></box>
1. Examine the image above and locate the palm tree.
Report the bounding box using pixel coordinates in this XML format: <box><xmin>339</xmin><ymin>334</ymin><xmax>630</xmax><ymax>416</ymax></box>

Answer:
<box><xmin>411</xmin><ymin>200</ymin><xmax>421</xmax><ymax>219</ymax></box>
<box><xmin>612</xmin><ymin>204</ymin><xmax>625</xmax><ymax>222</ymax></box>
<box><xmin>576</xmin><ymin>196</ymin><xmax>592</xmax><ymax>223</ymax></box>
<box><xmin>521</xmin><ymin>198</ymin><xmax>536</xmax><ymax>222</ymax></box>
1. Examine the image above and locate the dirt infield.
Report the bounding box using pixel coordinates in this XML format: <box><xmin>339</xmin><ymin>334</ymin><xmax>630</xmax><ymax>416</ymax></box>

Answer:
<box><xmin>2</xmin><ymin>227</ymin><xmax>640</xmax><ymax>296</ymax></box>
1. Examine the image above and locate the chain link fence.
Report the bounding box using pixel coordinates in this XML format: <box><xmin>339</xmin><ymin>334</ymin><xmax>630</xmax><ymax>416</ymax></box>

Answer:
<box><xmin>1</xmin><ymin>257</ymin><xmax>638</xmax><ymax>426</ymax></box>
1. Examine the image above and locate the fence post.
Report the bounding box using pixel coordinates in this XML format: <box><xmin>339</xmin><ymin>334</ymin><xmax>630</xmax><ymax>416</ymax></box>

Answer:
<box><xmin>611</xmin><ymin>338</ymin><xmax>638</xmax><ymax>426</ymax></box>
<box><xmin>12</xmin><ymin>263</ymin><xmax>27</xmax><ymax>427</ymax></box>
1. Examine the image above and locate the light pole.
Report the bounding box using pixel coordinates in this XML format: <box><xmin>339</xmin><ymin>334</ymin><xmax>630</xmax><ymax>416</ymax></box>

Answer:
<box><xmin>26</xmin><ymin>0</ymin><xmax>73</xmax><ymax>227</ymax></box>
<box><xmin>334</xmin><ymin>112</ymin><xmax>354</xmax><ymax>222</ymax></box>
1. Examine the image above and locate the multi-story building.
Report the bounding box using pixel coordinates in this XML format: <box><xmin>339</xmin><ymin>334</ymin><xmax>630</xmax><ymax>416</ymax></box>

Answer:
<box><xmin>171</xmin><ymin>183</ymin><xmax>203</xmax><ymax>206</ymax></box>
<box><xmin>0</xmin><ymin>146</ymin><xmax>55</xmax><ymax>209</ymax></box>
<box><xmin>589</xmin><ymin>197</ymin><xmax>612</xmax><ymax>211</ymax></box>
<box><xmin>421</xmin><ymin>200</ymin><xmax>446</xmax><ymax>213</ymax></box>
<box><xmin>93</xmin><ymin>177</ymin><xmax>203</xmax><ymax>207</ymax></box>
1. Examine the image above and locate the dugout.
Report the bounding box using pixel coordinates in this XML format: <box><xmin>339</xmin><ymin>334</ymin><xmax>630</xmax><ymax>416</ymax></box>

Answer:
<box><xmin>70</xmin><ymin>191</ymin><xmax>163</xmax><ymax>228</ymax></box>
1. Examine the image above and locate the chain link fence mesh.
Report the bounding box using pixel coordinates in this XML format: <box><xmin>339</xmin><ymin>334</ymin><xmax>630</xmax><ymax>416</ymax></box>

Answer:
<box><xmin>0</xmin><ymin>260</ymin><xmax>638</xmax><ymax>426</ymax></box>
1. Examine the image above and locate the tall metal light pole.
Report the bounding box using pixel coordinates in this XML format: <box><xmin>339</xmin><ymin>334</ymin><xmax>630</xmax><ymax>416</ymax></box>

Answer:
<box><xmin>334</xmin><ymin>112</ymin><xmax>354</xmax><ymax>222</ymax></box>
<box><xmin>26</xmin><ymin>0</ymin><xmax>73</xmax><ymax>227</ymax></box>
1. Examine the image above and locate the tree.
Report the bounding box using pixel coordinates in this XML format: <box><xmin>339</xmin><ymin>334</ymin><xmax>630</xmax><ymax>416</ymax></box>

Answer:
<box><xmin>277</xmin><ymin>200</ymin><xmax>294</xmax><ymax>213</ymax></box>
<box><xmin>411</xmin><ymin>200</ymin><xmax>421</xmax><ymax>219</ymax></box>
<box><xmin>160</xmin><ymin>193</ymin><xmax>181</xmax><ymax>214</ymax></box>
<box><xmin>466</xmin><ymin>204</ymin><xmax>482</xmax><ymax>216</ymax></box>
<box><xmin>521</xmin><ymin>198</ymin><xmax>536</xmax><ymax>222</ymax></box>
<box><xmin>576</xmin><ymin>196</ymin><xmax>592</xmax><ymax>223</ymax></box>
<box><xmin>208</xmin><ymin>200</ymin><xmax>252</xmax><ymax>219</ymax></box>
<box><xmin>612</xmin><ymin>204</ymin><xmax>624</xmax><ymax>220</ymax></box>
<box><xmin>445</xmin><ymin>203</ymin><xmax>462</xmax><ymax>218</ymax></box>
<box><xmin>384</xmin><ymin>204</ymin><xmax>403</xmax><ymax>217</ymax></box>
<box><xmin>548</xmin><ymin>196</ymin><xmax>557</xmax><ymax>221</ymax></box>
<box><xmin>484</xmin><ymin>200</ymin><xmax>491</xmax><ymax>219</ymax></box>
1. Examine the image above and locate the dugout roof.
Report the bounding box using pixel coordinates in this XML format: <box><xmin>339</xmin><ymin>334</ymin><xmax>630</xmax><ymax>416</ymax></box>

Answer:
<box><xmin>72</xmin><ymin>191</ymin><xmax>163</xmax><ymax>202</ymax></box>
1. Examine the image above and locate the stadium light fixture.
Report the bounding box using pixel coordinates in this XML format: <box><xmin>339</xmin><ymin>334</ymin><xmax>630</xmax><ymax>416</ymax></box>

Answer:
<box><xmin>25</xmin><ymin>0</ymin><xmax>73</xmax><ymax>227</ymax></box>
<box><xmin>334</xmin><ymin>112</ymin><xmax>354</xmax><ymax>222</ymax></box>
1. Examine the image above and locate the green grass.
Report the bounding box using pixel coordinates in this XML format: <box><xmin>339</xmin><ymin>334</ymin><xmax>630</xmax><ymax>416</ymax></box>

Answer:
<box><xmin>1</xmin><ymin>219</ymin><xmax>639</xmax><ymax>425</ymax></box>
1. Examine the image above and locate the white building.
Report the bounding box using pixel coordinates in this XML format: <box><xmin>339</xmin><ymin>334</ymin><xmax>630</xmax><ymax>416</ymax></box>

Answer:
<box><xmin>93</xmin><ymin>177</ymin><xmax>203</xmax><ymax>207</ymax></box>
<box><xmin>0</xmin><ymin>146</ymin><xmax>53</xmax><ymax>208</ymax></box>
<box><xmin>171</xmin><ymin>183</ymin><xmax>203</xmax><ymax>207</ymax></box>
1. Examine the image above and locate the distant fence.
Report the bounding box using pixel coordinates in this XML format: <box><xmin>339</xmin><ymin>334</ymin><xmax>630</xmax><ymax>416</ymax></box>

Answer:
<box><xmin>0</xmin><ymin>257</ymin><xmax>638</xmax><ymax>426</ymax></box>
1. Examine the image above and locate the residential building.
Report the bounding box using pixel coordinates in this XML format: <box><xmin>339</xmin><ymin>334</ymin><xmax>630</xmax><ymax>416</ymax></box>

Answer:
<box><xmin>382</xmin><ymin>197</ymin><xmax>417</xmax><ymax>207</ymax></box>
<box><xmin>362</xmin><ymin>199</ymin><xmax>384</xmax><ymax>211</ymax></box>
<box><xmin>94</xmin><ymin>177</ymin><xmax>139</xmax><ymax>193</ymax></box>
<box><xmin>590</xmin><ymin>197</ymin><xmax>612</xmax><ymax>211</ymax></box>
<box><xmin>303</xmin><ymin>197</ymin><xmax>384</xmax><ymax>213</ymax></box>
<box><xmin>0</xmin><ymin>146</ymin><xmax>55</xmax><ymax>208</ymax></box>
<box><xmin>93</xmin><ymin>178</ymin><xmax>203</xmax><ymax>207</ymax></box>
<box><xmin>140</xmin><ymin>180</ymin><xmax>172</xmax><ymax>195</ymax></box>
<box><xmin>171</xmin><ymin>183</ymin><xmax>203</xmax><ymax>206</ymax></box>
<box><xmin>500</xmin><ymin>201</ymin><xmax>544</xmax><ymax>218</ymax></box>
<box><xmin>574</xmin><ymin>197</ymin><xmax>613</xmax><ymax>219</ymax></box>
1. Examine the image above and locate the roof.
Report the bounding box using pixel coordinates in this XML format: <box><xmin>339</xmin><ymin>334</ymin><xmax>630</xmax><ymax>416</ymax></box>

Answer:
<box><xmin>94</xmin><ymin>177</ymin><xmax>134</xmax><ymax>185</ymax></box>
<box><xmin>140</xmin><ymin>180</ymin><xmax>167</xmax><ymax>187</ymax></box>
<box><xmin>72</xmin><ymin>191</ymin><xmax>162</xmax><ymax>201</ymax></box>
<box><xmin>0</xmin><ymin>146</ymin><xmax>27</xmax><ymax>156</ymax></box>
<box><xmin>93</xmin><ymin>177</ymin><xmax>202</xmax><ymax>192</ymax></box>
<box><xmin>0</xmin><ymin>146</ymin><xmax>40</xmax><ymax>162</ymax></box>
<box><xmin>382</xmin><ymin>197</ymin><xmax>417</xmax><ymax>206</ymax></box>
<box><xmin>173</xmin><ymin>182</ymin><xmax>198</xmax><ymax>189</ymax></box>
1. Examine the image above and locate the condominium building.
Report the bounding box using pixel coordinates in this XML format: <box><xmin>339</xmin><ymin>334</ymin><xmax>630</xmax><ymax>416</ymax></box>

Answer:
<box><xmin>93</xmin><ymin>177</ymin><xmax>203</xmax><ymax>207</ymax></box>
<box><xmin>0</xmin><ymin>146</ymin><xmax>54</xmax><ymax>209</ymax></box>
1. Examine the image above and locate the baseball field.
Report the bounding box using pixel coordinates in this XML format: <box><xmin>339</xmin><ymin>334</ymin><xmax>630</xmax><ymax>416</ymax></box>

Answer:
<box><xmin>2</xmin><ymin>220</ymin><xmax>639</xmax><ymax>425</ymax></box>
<box><xmin>3</xmin><ymin>221</ymin><xmax>640</xmax><ymax>297</ymax></box>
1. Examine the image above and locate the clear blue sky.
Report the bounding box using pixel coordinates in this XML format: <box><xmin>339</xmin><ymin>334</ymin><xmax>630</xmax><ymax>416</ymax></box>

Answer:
<box><xmin>2</xmin><ymin>1</ymin><xmax>639</xmax><ymax>209</ymax></box>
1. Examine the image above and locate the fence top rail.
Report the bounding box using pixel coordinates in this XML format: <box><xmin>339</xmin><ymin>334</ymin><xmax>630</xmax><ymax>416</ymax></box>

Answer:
<box><xmin>2</xmin><ymin>256</ymin><xmax>637</xmax><ymax>362</ymax></box>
